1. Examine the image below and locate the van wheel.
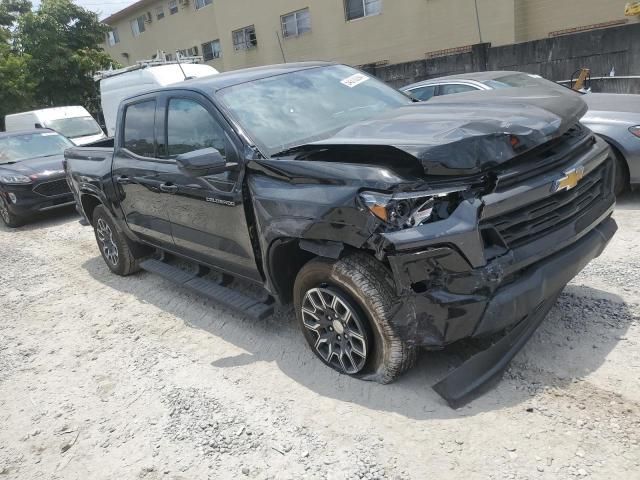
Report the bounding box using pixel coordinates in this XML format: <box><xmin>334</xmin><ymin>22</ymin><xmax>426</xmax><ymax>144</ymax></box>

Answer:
<box><xmin>0</xmin><ymin>195</ymin><xmax>23</xmax><ymax>228</ymax></box>
<box><xmin>92</xmin><ymin>205</ymin><xmax>141</xmax><ymax>276</ymax></box>
<box><xmin>293</xmin><ymin>253</ymin><xmax>416</xmax><ymax>384</ymax></box>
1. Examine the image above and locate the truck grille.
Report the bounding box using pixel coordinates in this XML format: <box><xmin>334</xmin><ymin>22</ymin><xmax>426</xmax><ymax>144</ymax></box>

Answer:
<box><xmin>33</xmin><ymin>179</ymin><xmax>71</xmax><ymax>197</ymax></box>
<box><xmin>484</xmin><ymin>159</ymin><xmax>613</xmax><ymax>248</ymax></box>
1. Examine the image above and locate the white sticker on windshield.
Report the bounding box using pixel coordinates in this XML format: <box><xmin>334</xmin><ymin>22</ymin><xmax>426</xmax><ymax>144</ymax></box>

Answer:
<box><xmin>40</xmin><ymin>132</ymin><xmax>57</xmax><ymax>136</ymax></box>
<box><xmin>341</xmin><ymin>73</ymin><xmax>370</xmax><ymax>88</ymax></box>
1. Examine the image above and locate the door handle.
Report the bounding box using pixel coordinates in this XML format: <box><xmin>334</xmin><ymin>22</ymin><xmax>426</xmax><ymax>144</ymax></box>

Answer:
<box><xmin>115</xmin><ymin>175</ymin><xmax>131</xmax><ymax>185</ymax></box>
<box><xmin>159</xmin><ymin>183</ymin><xmax>178</xmax><ymax>194</ymax></box>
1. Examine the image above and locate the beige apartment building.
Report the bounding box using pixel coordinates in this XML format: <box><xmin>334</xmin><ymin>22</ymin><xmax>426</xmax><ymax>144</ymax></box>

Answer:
<box><xmin>102</xmin><ymin>0</ymin><xmax>637</xmax><ymax>71</ymax></box>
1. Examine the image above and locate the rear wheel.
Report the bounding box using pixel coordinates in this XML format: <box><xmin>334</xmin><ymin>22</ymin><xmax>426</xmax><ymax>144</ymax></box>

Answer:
<box><xmin>0</xmin><ymin>195</ymin><xmax>23</xmax><ymax>228</ymax></box>
<box><xmin>92</xmin><ymin>205</ymin><xmax>141</xmax><ymax>276</ymax></box>
<box><xmin>294</xmin><ymin>253</ymin><xmax>416</xmax><ymax>384</ymax></box>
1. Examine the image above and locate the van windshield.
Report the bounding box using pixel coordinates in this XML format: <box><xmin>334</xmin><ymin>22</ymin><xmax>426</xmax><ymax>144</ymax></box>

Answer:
<box><xmin>217</xmin><ymin>65</ymin><xmax>411</xmax><ymax>157</ymax></box>
<box><xmin>47</xmin><ymin>116</ymin><xmax>103</xmax><ymax>139</ymax></box>
<box><xmin>0</xmin><ymin>132</ymin><xmax>74</xmax><ymax>163</ymax></box>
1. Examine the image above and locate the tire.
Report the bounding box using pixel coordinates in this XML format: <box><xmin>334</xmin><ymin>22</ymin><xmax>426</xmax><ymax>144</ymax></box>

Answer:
<box><xmin>0</xmin><ymin>195</ymin><xmax>24</xmax><ymax>228</ymax></box>
<box><xmin>612</xmin><ymin>150</ymin><xmax>629</xmax><ymax>197</ymax></box>
<box><xmin>92</xmin><ymin>205</ymin><xmax>141</xmax><ymax>276</ymax></box>
<box><xmin>294</xmin><ymin>252</ymin><xmax>416</xmax><ymax>384</ymax></box>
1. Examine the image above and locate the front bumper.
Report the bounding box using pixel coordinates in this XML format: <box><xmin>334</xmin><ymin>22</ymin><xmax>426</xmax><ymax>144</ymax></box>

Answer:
<box><xmin>2</xmin><ymin>178</ymin><xmax>74</xmax><ymax>217</ymax></box>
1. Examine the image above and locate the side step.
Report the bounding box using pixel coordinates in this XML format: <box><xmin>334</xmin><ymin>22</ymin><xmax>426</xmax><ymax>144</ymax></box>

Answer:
<box><xmin>139</xmin><ymin>259</ymin><xmax>274</xmax><ymax>320</ymax></box>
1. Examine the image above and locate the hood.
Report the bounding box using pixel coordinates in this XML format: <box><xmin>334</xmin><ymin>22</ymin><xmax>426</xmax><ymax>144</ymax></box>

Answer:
<box><xmin>0</xmin><ymin>154</ymin><xmax>66</xmax><ymax>179</ymax></box>
<box><xmin>583</xmin><ymin>93</ymin><xmax>640</xmax><ymax>114</ymax></box>
<box><xmin>291</xmin><ymin>87</ymin><xmax>587</xmax><ymax>176</ymax></box>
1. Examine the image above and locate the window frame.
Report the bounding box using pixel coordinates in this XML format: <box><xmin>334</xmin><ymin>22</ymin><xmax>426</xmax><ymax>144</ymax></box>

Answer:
<box><xmin>202</xmin><ymin>39</ymin><xmax>222</xmax><ymax>61</ymax></box>
<box><xmin>344</xmin><ymin>0</ymin><xmax>382</xmax><ymax>21</ymax></box>
<box><xmin>232</xmin><ymin>25</ymin><xmax>257</xmax><ymax>51</ymax></box>
<box><xmin>107</xmin><ymin>28</ymin><xmax>120</xmax><ymax>46</ymax></box>
<box><xmin>168</xmin><ymin>0</ymin><xmax>178</xmax><ymax>15</ymax></box>
<box><xmin>121</xmin><ymin>98</ymin><xmax>158</xmax><ymax>159</ymax></box>
<box><xmin>436</xmin><ymin>82</ymin><xmax>483</xmax><ymax>96</ymax></box>
<box><xmin>156</xmin><ymin>6</ymin><xmax>165</xmax><ymax>20</ymax></box>
<box><xmin>130</xmin><ymin>15</ymin><xmax>146</xmax><ymax>37</ymax></box>
<box><xmin>281</xmin><ymin>7</ymin><xmax>311</xmax><ymax>38</ymax></box>
<box><xmin>195</xmin><ymin>0</ymin><xmax>213</xmax><ymax>10</ymax></box>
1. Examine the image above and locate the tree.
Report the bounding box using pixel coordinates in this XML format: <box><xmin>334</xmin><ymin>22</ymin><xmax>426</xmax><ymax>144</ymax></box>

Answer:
<box><xmin>0</xmin><ymin>44</ymin><xmax>35</xmax><ymax>128</ymax></box>
<box><xmin>15</xmin><ymin>0</ymin><xmax>114</xmax><ymax>114</ymax></box>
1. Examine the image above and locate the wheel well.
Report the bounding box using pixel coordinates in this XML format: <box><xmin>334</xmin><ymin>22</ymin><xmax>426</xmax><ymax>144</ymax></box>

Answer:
<box><xmin>600</xmin><ymin>136</ymin><xmax>630</xmax><ymax>177</ymax></box>
<box><xmin>80</xmin><ymin>194</ymin><xmax>102</xmax><ymax>225</ymax></box>
<box><xmin>268</xmin><ymin>239</ymin><xmax>316</xmax><ymax>304</ymax></box>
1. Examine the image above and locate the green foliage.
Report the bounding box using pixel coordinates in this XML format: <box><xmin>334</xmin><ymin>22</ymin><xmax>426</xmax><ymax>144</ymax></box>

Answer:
<box><xmin>0</xmin><ymin>0</ymin><xmax>116</xmax><ymax>130</ymax></box>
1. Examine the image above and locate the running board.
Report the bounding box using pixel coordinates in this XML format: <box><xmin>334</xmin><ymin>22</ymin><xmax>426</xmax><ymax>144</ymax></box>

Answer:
<box><xmin>139</xmin><ymin>259</ymin><xmax>274</xmax><ymax>320</ymax></box>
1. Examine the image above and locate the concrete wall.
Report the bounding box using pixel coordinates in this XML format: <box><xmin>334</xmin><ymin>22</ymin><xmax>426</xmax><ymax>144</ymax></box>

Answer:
<box><xmin>366</xmin><ymin>23</ymin><xmax>640</xmax><ymax>94</ymax></box>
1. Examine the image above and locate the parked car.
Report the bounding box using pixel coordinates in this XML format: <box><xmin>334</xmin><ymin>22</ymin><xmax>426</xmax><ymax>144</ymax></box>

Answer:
<box><xmin>401</xmin><ymin>71</ymin><xmax>640</xmax><ymax>194</ymax></box>
<box><xmin>5</xmin><ymin>106</ymin><xmax>107</xmax><ymax>146</ymax></box>
<box><xmin>0</xmin><ymin>129</ymin><xmax>76</xmax><ymax>227</ymax></box>
<box><xmin>65</xmin><ymin>62</ymin><xmax>617</xmax><ymax>407</ymax></box>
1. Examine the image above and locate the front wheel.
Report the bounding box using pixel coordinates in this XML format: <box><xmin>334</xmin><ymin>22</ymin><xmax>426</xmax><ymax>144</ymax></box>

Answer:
<box><xmin>293</xmin><ymin>253</ymin><xmax>416</xmax><ymax>384</ymax></box>
<box><xmin>92</xmin><ymin>205</ymin><xmax>141</xmax><ymax>276</ymax></box>
<box><xmin>0</xmin><ymin>195</ymin><xmax>23</xmax><ymax>228</ymax></box>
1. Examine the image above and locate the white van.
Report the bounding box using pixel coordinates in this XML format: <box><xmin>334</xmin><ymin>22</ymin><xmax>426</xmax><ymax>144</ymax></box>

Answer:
<box><xmin>5</xmin><ymin>106</ymin><xmax>106</xmax><ymax>146</ymax></box>
<box><xmin>98</xmin><ymin>59</ymin><xmax>219</xmax><ymax>137</ymax></box>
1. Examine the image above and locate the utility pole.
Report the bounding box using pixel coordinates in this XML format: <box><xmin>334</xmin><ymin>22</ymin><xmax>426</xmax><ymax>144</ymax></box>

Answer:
<box><xmin>474</xmin><ymin>0</ymin><xmax>483</xmax><ymax>43</ymax></box>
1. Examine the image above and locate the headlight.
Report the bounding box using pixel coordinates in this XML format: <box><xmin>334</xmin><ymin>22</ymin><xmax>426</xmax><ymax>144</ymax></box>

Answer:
<box><xmin>360</xmin><ymin>187</ymin><xmax>468</xmax><ymax>228</ymax></box>
<box><xmin>629</xmin><ymin>126</ymin><xmax>640</xmax><ymax>138</ymax></box>
<box><xmin>0</xmin><ymin>174</ymin><xmax>32</xmax><ymax>184</ymax></box>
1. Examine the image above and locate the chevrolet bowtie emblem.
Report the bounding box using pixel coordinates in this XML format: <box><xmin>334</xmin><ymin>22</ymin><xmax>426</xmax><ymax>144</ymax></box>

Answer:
<box><xmin>552</xmin><ymin>166</ymin><xmax>585</xmax><ymax>193</ymax></box>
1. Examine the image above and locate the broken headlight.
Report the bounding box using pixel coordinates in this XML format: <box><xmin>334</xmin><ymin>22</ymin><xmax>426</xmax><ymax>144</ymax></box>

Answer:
<box><xmin>360</xmin><ymin>187</ymin><xmax>468</xmax><ymax>228</ymax></box>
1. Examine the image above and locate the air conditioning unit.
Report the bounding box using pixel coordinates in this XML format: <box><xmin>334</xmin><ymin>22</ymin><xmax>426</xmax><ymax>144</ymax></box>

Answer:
<box><xmin>144</xmin><ymin>12</ymin><xmax>153</xmax><ymax>23</ymax></box>
<box><xmin>192</xmin><ymin>46</ymin><xmax>198</xmax><ymax>55</ymax></box>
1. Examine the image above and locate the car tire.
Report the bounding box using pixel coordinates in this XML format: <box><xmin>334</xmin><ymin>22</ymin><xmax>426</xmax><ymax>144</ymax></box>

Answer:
<box><xmin>612</xmin><ymin>150</ymin><xmax>629</xmax><ymax>196</ymax></box>
<box><xmin>0</xmin><ymin>195</ymin><xmax>23</xmax><ymax>228</ymax></box>
<box><xmin>92</xmin><ymin>205</ymin><xmax>141</xmax><ymax>276</ymax></box>
<box><xmin>293</xmin><ymin>252</ymin><xmax>416</xmax><ymax>384</ymax></box>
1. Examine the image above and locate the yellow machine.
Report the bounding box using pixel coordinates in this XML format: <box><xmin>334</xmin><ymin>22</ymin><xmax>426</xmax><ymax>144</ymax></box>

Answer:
<box><xmin>572</xmin><ymin>68</ymin><xmax>591</xmax><ymax>91</ymax></box>
<box><xmin>626</xmin><ymin>2</ymin><xmax>640</xmax><ymax>16</ymax></box>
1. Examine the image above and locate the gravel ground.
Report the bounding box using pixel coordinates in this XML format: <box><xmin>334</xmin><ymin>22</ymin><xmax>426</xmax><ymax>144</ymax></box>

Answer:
<box><xmin>1</xmin><ymin>193</ymin><xmax>639</xmax><ymax>479</ymax></box>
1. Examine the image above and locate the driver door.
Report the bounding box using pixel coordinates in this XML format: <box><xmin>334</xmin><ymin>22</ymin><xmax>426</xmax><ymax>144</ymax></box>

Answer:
<box><xmin>155</xmin><ymin>92</ymin><xmax>262</xmax><ymax>283</ymax></box>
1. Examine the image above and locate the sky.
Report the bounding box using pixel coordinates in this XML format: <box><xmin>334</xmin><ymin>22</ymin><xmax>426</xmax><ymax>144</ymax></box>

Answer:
<box><xmin>32</xmin><ymin>0</ymin><xmax>133</xmax><ymax>20</ymax></box>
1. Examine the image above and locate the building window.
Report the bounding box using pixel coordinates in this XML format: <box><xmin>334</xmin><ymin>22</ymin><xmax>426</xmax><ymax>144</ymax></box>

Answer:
<box><xmin>195</xmin><ymin>0</ymin><xmax>212</xmax><ymax>10</ymax></box>
<box><xmin>281</xmin><ymin>8</ymin><xmax>311</xmax><ymax>38</ymax></box>
<box><xmin>177</xmin><ymin>47</ymin><xmax>199</xmax><ymax>58</ymax></box>
<box><xmin>107</xmin><ymin>28</ymin><xmax>120</xmax><ymax>46</ymax></box>
<box><xmin>156</xmin><ymin>6</ymin><xmax>165</xmax><ymax>20</ymax></box>
<box><xmin>202</xmin><ymin>39</ymin><xmax>221</xmax><ymax>60</ymax></box>
<box><xmin>130</xmin><ymin>15</ymin><xmax>146</xmax><ymax>37</ymax></box>
<box><xmin>232</xmin><ymin>25</ymin><xmax>257</xmax><ymax>51</ymax></box>
<box><xmin>168</xmin><ymin>0</ymin><xmax>178</xmax><ymax>15</ymax></box>
<box><xmin>345</xmin><ymin>0</ymin><xmax>381</xmax><ymax>21</ymax></box>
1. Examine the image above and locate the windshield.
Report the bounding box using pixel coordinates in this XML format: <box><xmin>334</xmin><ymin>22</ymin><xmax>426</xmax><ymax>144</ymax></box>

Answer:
<box><xmin>483</xmin><ymin>73</ymin><xmax>579</xmax><ymax>95</ymax></box>
<box><xmin>46</xmin><ymin>116</ymin><xmax>103</xmax><ymax>139</ymax></box>
<box><xmin>217</xmin><ymin>65</ymin><xmax>411</xmax><ymax>157</ymax></box>
<box><xmin>0</xmin><ymin>132</ymin><xmax>74</xmax><ymax>164</ymax></box>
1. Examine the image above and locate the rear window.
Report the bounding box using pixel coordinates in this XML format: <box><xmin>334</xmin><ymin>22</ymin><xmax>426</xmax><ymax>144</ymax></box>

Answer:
<box><xmin>123</xmin><ymin>101</ymin><xmax>156</xmax><ymax>157</ymax></box>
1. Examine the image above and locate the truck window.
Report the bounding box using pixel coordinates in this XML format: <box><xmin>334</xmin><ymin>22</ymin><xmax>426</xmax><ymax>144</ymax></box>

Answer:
<box><xmin>123</xmin><ymin>100</ymin><xmax>156</xmax><ymax>157</ymax></box>
<box><xmin>167</xmin><ymin>98</ymin><xmax>225</xmax><ymax>158</ymax></box>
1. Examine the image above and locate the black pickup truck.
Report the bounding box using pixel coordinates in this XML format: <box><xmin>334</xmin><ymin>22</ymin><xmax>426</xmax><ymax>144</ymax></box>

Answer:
<box><xmin>65</xmin><ymin>62</ymin><xmax>617</xmax><ymax>406</ymax></box>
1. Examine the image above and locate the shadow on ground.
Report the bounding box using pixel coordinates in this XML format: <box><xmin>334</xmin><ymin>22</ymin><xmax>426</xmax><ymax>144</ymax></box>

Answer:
<box><xmin>82</xmin><ymin>254</ymin><xmax>635</xmax><ymax>420</ymax></box>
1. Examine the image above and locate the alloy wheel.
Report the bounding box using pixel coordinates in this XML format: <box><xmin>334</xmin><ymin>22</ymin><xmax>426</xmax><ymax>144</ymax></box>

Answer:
<box><xmin>96</xmin><ymin>218</ymin><xmax>119</xmax><ymax>266</ymax></box>
<box><xmin>0</xmin><ymin>197</ymin><xmax>10</xmax><ymax>224</ymax></box>
<box><xmin>301</xmin><ymin>287</ymin><xmax>368</xmax><ymax>374</ymax></box>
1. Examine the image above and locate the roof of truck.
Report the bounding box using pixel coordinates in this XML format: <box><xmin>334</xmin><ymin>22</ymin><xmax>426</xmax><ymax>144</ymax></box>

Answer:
<box><xmin>179</xmin><ymin>61</ymin><xmax>336</xmax><ymax>92</ymax></box>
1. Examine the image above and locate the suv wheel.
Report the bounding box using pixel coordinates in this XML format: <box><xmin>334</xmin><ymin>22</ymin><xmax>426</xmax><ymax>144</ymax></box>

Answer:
<box><xmin>92</xmin><ymin>205</ymin><xmax>141</xmax><ymax>276</ymax></box>
<box><xmin>294</xmin><ymin>253</ymin><xmax>416</xmax><ymax>384</ymax></box>
<box><xmin>0</xmin><ymin>195</ymin><xmax>23</xmax><ymax>228</ymax></box>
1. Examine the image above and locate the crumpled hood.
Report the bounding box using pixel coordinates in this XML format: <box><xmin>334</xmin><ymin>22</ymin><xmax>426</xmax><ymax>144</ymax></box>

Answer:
<box><xmin>301</xmin><ymin>87</ymin><xmax>588</xmax><ymax>176</ymax></box>
<box><xmin>0</xmin><ymin>154</ymin><xmax>66</xmax><ymax>179</ymax></box>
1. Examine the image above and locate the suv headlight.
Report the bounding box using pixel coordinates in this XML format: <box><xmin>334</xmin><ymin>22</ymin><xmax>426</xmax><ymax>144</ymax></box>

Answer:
<box><xmin>360</xmin><ymin>187</ymin><xmax>468</xmax><ymax>228</ymax></box>
<box><xmin>0</xmin><ymin>174</ymin><xmax>32</xmax><ymax>184</ymax></box>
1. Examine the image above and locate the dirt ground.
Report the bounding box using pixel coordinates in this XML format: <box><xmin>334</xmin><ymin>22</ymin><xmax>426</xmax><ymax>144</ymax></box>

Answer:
<box><xmin>1</xmin><ymin>194</ymin><xmax>639</xmax><ymax>480</ymax></box>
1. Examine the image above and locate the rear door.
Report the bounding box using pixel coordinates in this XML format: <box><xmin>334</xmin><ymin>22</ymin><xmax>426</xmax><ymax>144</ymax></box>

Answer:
<box><xmin>111</xmin><ymin>96</ymin><xmax>175</xmax><ymax>249</ymax></box>
<box><xmin>155</xmin><ymin>91</ymin><xmax>262</xmax><ymax>282</ymax></box>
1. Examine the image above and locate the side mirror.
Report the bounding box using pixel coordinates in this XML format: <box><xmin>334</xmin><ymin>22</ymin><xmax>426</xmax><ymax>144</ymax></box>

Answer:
<box><xmin>175</xmin><ymin>148</ymin><xmax>227</xmax><ymax>176</ymax></box>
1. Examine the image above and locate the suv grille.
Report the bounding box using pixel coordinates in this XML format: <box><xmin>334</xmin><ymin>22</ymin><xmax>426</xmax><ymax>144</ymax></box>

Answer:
<box><xmin>484</xmin><ymin>159</ymin><xmax>613</xmax><ymax>248</ymax></box>
<box><xmin>33</xmin><ymin>179</ymin><xmax>71</xmax><ymax>197</ymax></box>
